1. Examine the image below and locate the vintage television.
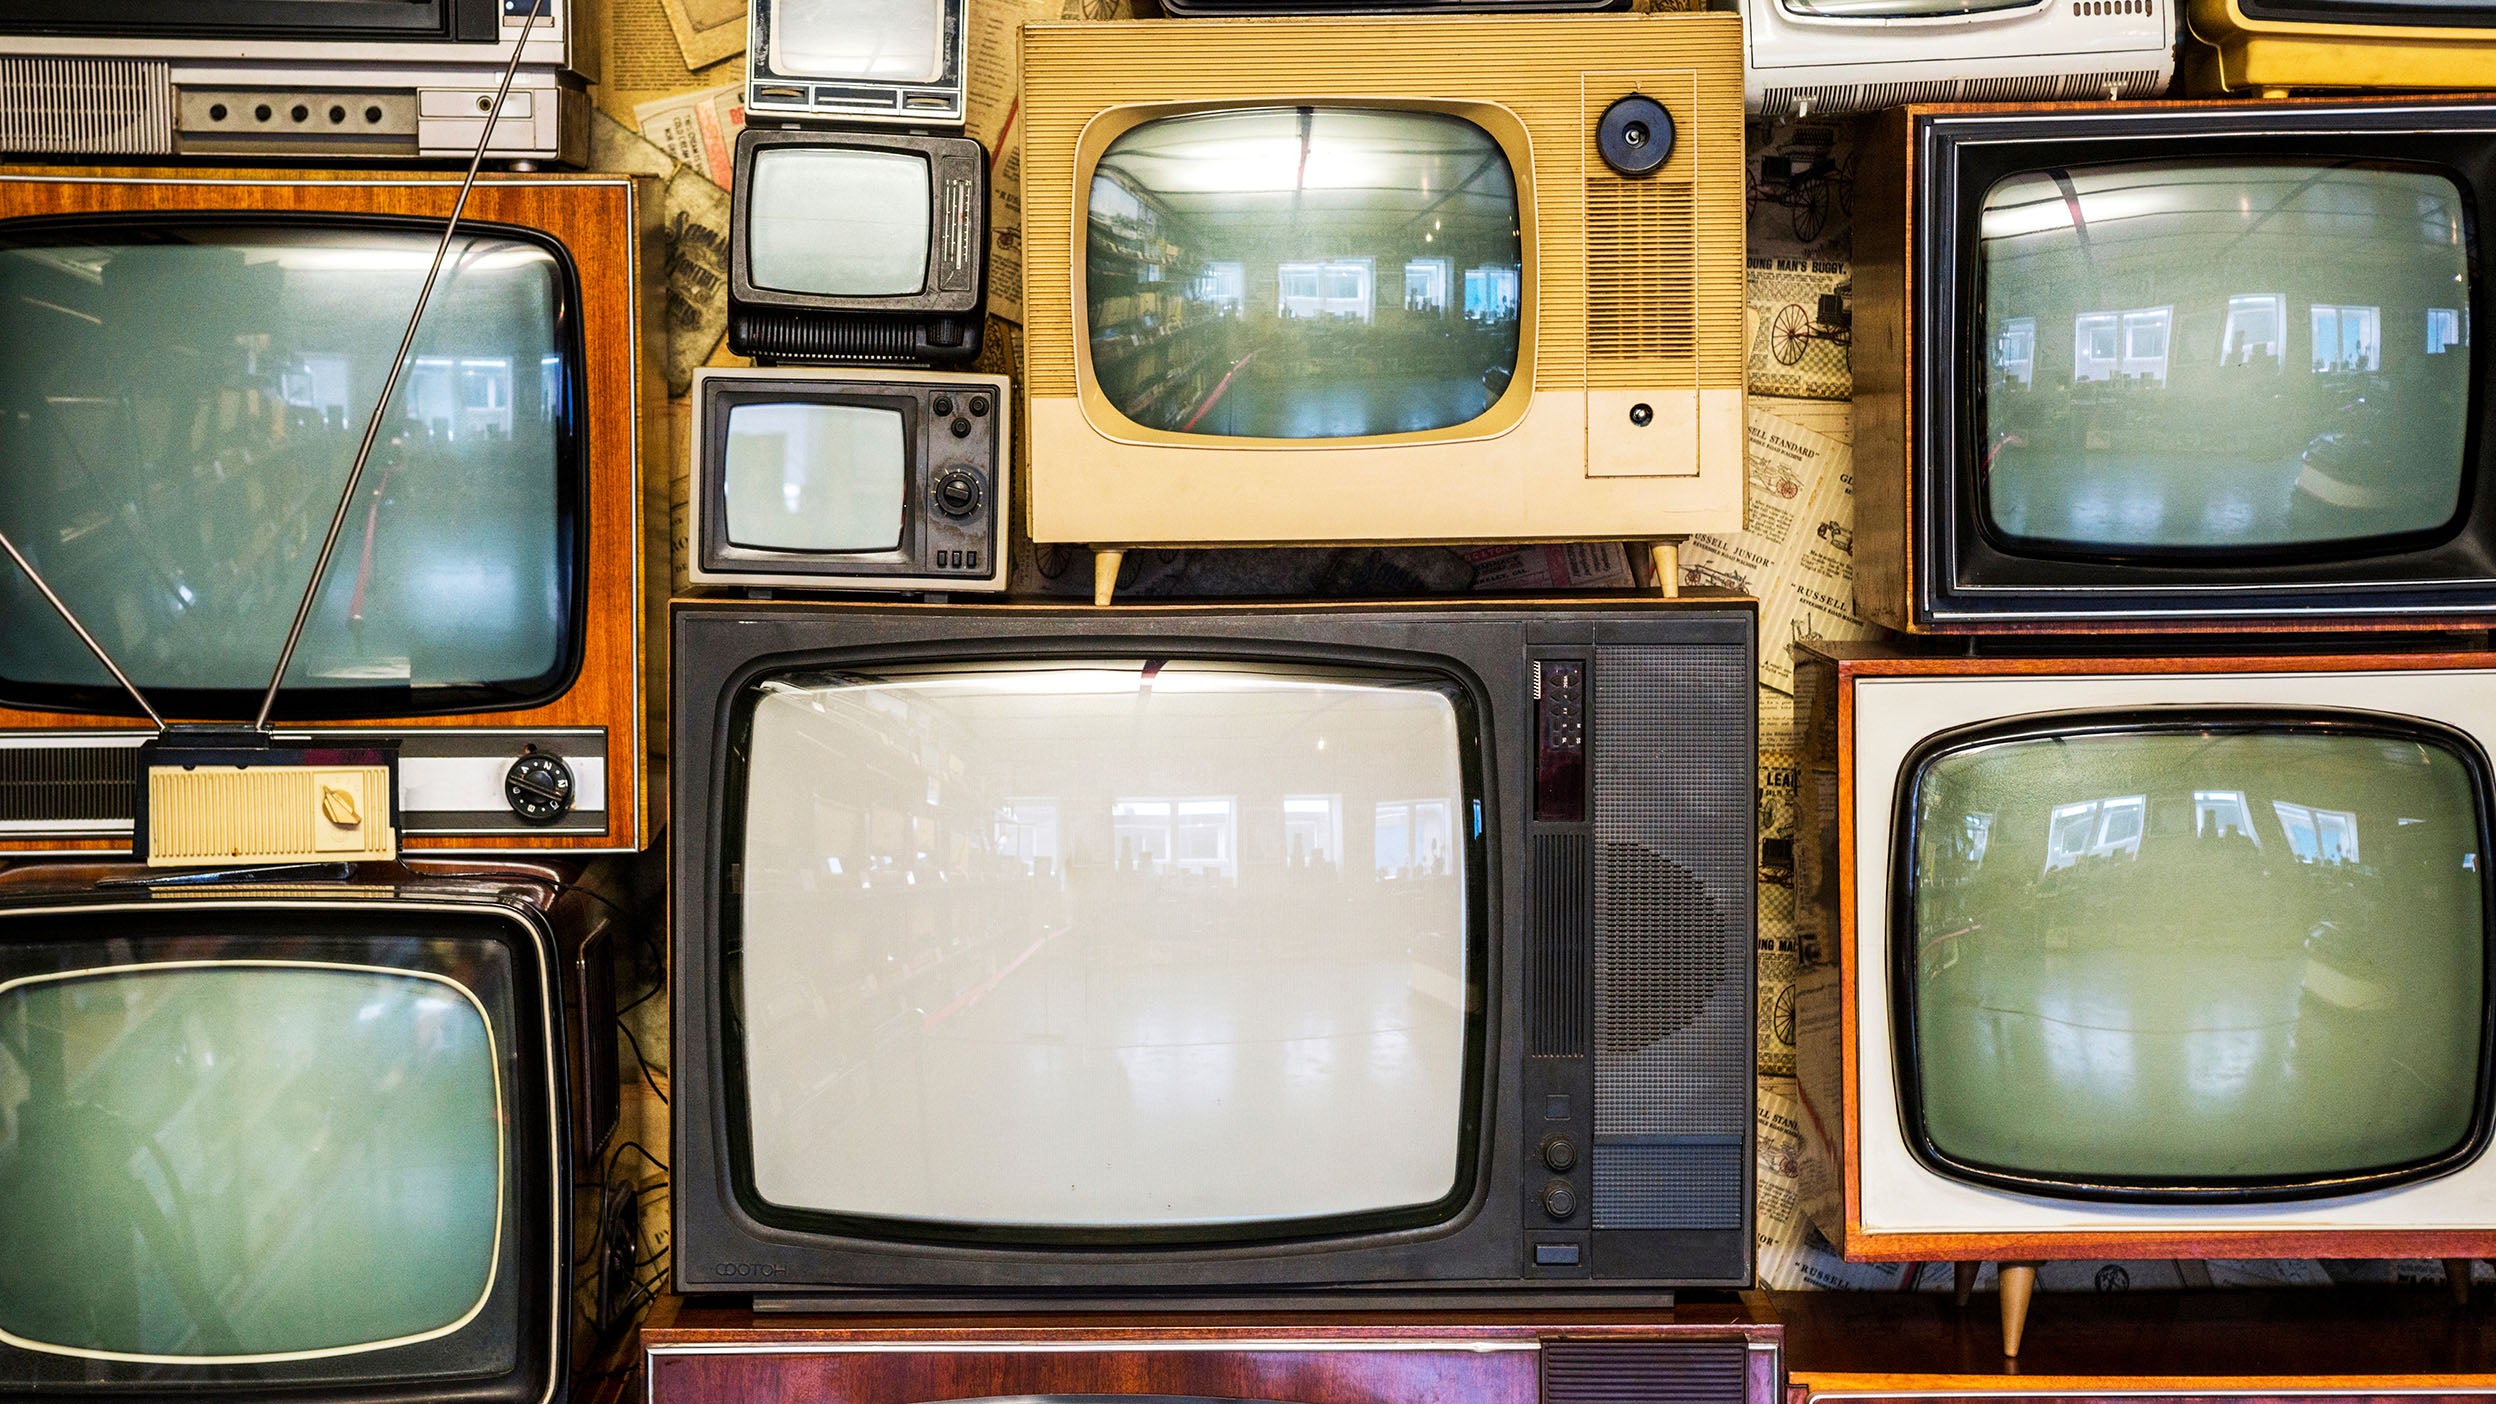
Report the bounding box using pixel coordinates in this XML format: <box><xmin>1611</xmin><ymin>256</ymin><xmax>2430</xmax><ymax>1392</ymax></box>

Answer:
<box><xmin>673</xmin><ymin>599</ymin><xmax>1758</xmax><ymax>1306</ymax></box>
<box><xmin>2186</xmin><ymin>0</ymin><xmax>2496</xmax><ymax>94</ymax></box>
<box><xmin>1791</xmin><ymin>641</ymin><xmax>2496</xmax><ymax>1356</ymax></box>
<box><xmin>688</xmin><ymin>366</ymin><xmax>1009</xmax><ymax>593</ymax></box>
<box><xmin>1743</xmin><ymin>0</ymin><xmax>2172</xmax><ymax>118</ymax></box>
<box><xmin>745</xmin><ymin>0</ymin><xmax>966</xmax><ymax>128</ymax></box>
<box><xmin>727</xmin><ymin>127</ymin><xmax>988</xmax><ymax>364</ymax></box>
<box><xmin>0</xmin><ymin>0</ymin><xmax>587</xmax><ymax>163</ymax></box>
<box><xmin>1857</xmin><ymin>97</ymin><xmax>2496</xmax><ymax>634</ymax></box>
<box><xmin>0</xmin><ymin>169</ymin><xmax>649</xmax><ymax>855</ymax></box>
<box><xmin>1019</xmin><ymin>16</ymin><xmax>1746</xmax><ymax>598</ymax></box>
<box><xmin>0</xmin><ymin>856</ymin><xmax>619</xmax><ymax>1402</ymax></box>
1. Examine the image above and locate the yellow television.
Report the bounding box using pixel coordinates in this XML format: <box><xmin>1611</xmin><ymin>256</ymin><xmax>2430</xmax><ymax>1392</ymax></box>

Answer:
<box><xmin>2187</xmin><ymin>0</ymin><xmax>2496</xmax><ymax>92</ymax></box>
<box><xmin>1018</xmin><ymin>15</ymin><xmax>1746</xmax><ymax>599</ymax></box>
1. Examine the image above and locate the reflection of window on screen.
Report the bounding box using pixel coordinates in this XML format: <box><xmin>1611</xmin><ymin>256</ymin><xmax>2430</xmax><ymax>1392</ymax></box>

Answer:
<box><xmin>2311</xmin><ymin>304</ymin><xmax>2382</xmax><ymax>373</ymax></box>
<box><xmin>1404</xmin><ymin>258</ymin><xmax>1450</xmax><ymax>313</ymax></box>
<box><xmin>1284</xmin><ymin>794</ymin><xmax>1342</xmax><ymax>869</ymax></box>
<box><xmin>1993</xmin><ymin>316</ymin><xmax>2035</xmax><ymax>389</ymax></box>
<box><xmin>997</xmin><ymin>798</ymin><xmax>1059</xmax><ymax>876</ymax></box>
<box><xmin>1276</xmin><ymin>259</ymin><xmax>1374</xmax><ymax>321</ymax></box>
<box><xmin>2274</xmin><ymin>800</ymin><xmax>2360</xmax><ymax>864</ymax></box>
<box><xmin>2429</xmin><ymin>306</ymin><xmax>2465</xmax><ymax>355</ymax></box>
<box><xmin>2042</xmin><ymin>795</ymin><xmax>2146</xmax><ymax>872</ymax></box>
<box><xmin>1190</xmin><ymin>260</ymin><xmax>1244</xmax><ymax>312</ymax></box>
<box><xmin>2194</xmin><ymin>789</ymin><xmax>2260</xmax><ymax>845</ymax></box>
<box><xmin>1463</xmin><ymin>265</ymin><xmax>1518</xmax><ymax>322</ymax></box>
<box><xmin>1376</xmin><ymin>798</ymin><xmax>1454</xmax><ymax>878</ymax></box>
<box><xmin>2221</xmin><ymin>294</ymin><xmax>2284</xmax><ymax>366</ymax></box>
<box><xmin>2073</xmin><ymin>312</ymin><xmax>2119</xmax><ymax>382</ymax></box>
<box><xmin>2120</xmin><ymin>307</ymin><xmax>2170</xmax><ymax>383</ymax></box>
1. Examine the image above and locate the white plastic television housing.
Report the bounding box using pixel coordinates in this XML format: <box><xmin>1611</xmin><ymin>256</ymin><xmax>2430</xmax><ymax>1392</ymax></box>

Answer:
<box><xmin>1743</xmin><ymin>0</ymin><xmax>2173</xmax><ymax>117</ymax></box>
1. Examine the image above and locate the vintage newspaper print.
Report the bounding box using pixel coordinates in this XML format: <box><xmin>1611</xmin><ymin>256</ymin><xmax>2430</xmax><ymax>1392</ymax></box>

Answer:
<box><xmin>591</xmin><ymin>112</ymin><xmax>733</xmax><ymax>396</ymax></box>
<box><xmin>1748</xmin><ymin>256</ymin><xmax>1851</xmax><ymax>401</ymax></box>
<box><xmin>1747</xmin><ymin>118</ymin><xmax>1859</xmax><ymax>263</ymax></box>
<box><xmin>634</xmin><ymin>82</ymin><xmax>744</xmax><ymax>187</ymax></box>
<box><xmin>1682</xmin><ymin>405</ymin><xmax>1878</xmax><ymax>693</ymax></box>
<box><xmin>1758</xmin><ymin>751</ymin><xmax>1799</xmax><ymax>1078</ymax></box>
<box><xmin>660</xmin><ymin>0</ymin><xmax>748</xmax><ymax>69</ymax></box>
<box><xmin>1462</xmin><ymin>542</ymin><xmax>1634</xmax><ymax>591</ymax></box>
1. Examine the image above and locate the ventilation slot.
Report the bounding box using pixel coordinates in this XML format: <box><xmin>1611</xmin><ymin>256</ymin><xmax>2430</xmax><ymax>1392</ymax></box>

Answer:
<box><xmin>0</xmin><ymin>746</ymin><xmax>139</xmax><ymax>824</ymax></box>
<box><xmin>1590</xmin><ymin>642</ymin><xmax>1751</xmax><ymax>1231</ymax></box>
<box><xmin>1585</xmin><ymin>178</ymin><xmax>1696</xmax><ymax>381</ymax></box>
<box><xmin>1544</xmin><ymin>1341</ymin><xmax>1750</xmax><ymax>1404</ymax></box>
<box><xmin>1758</xmin><ymin>69</ymin><xmax>2167</xmax><ymax>117</ymax></box>
<box><xmin>0</xmin><ymin>58</ymin><xmax>173</xmax><ymax>155</ymax></box>
<box><xmin>729</xmin><ymin>311</ymin><xmax>979</xmax><ymax>364</ymax></box>
<box><xmin>1529</xmin><ymin>831</ymin><xmax>1591</xmax><ymax>1058</ymax></box>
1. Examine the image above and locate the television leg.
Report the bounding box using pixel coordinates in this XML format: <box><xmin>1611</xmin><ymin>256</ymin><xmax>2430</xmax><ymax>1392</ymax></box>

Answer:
<box><xmin>2447</xmin><ymin>1258</ymin><xmax>2477</xmax><ymax>1304</ymax></box>
<box><xmin>1953</xmin><ymin>1261</ymin><xmax>1979</xmax><ymax>1307</ymax></box>
<box><xmin>1999</xmin><ymin>1261</ymin><xmax>2041</xmax><ymax>1357</ymax></box>
<box><xmin>1092</xmin><ymin>549</ymin><xmax>1125</xmax><ymax>607</ymax></box>
<box><xmin>1648</xmin><ymin>540</ymin><xmax>1681</xmax><ymax>597</ymax></box>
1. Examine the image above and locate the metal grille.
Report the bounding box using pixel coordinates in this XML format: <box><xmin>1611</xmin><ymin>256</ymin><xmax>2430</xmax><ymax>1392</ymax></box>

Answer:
<box><xmin>1590</xmin><ymin>641</ymin><xmax>1750</xmax><ymax>1229</ymax></box>
<box><xmin>1589</xmin><ymin>1140</ymin><xmax>1747</xmax><ymax>1229</ymax></box>
<box><xmin>0</xmin><ymin>745</ymin><xmax>138</xmax><ymax>823</ymax></box>
<box><xmin>0</xmin><ymin>58</ymin><xmax>173</xmax><ymax>155</ymax></box>
<box><xmin>1757</xmin><ymin>69</ymin><xmax>2166</xmax><ymax>117</ymax></box>
<box><xmin>1528</xmin><ymin>830</ymin><xmax>1590</xmax><ymax>1057</ymax></box>
<box><xmin>1585</xmin><ymin>179</ymin><xmax>1696</xmax><ymax>374</ymax></box>
<box><xmin>1544</xmin><ymin>1341</ymin><xmax>1749</xmax><ymax>1404</ymax></box>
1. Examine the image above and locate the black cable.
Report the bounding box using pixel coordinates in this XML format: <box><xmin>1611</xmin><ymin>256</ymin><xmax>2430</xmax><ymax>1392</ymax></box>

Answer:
<box><xmin>614</xmin><ymin>1018</ymin><xmax>668</xmax><ymax>1106</ymax></box>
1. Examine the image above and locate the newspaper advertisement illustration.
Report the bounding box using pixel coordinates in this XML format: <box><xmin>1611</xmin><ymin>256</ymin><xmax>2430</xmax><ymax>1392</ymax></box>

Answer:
<box><xmin>634</xmin><ymin>82</ymin><xmax>745</xmax><ymax>186</ymax></box>
<box><xmin>1682</xmin><ymin>406</ymin><xmax>1878</xmax><ymax>693</ymax></box>
<box><xmin>1749</xmin><ymin>256</ymin><xmax>1851</xmax><ymax>400</ymax></box>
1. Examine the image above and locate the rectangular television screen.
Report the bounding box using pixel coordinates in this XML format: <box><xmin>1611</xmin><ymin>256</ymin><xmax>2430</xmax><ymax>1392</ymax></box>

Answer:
<box><xmin>1899</xmin><ymin>714</ymin><xmax>2492</xmax><ymax>1197</ymax></box>
<box><xmin>0</xmin><ymin>219</ymin><xmax>581</xmax><ymax>719</ymax></box>
<box><xmin>1978</xmin><ymin>160</ymin><xmax>2473</xmax><ymax>558</ymax></box>
<box><xmin>0</xmin><ymin>903</ymin><xmax>555</xmax><ymax>1396</ymax></box>
<box><xmin>722</xmin><ymin>401</ymin><xmax>907</xmax><ymax>552</ymax></box>
<box><xmin>1085</xmin><ymin>106</ymin><xmax>1523</xmax><ymax>442</ymax></box>
<box><xmin>768</xmin><ymin>0</ymin><xmax>949</xmax><ymax>83</ymax></box>
<box><xmin>747</xmin><ymin>147</ymin><xmax>932</xmax><ymax>299</ymax></box>
<box><xmin>729</xmin><ymin>657</ymin><xmax>1480</xmax><ymax>1236</ymax></box>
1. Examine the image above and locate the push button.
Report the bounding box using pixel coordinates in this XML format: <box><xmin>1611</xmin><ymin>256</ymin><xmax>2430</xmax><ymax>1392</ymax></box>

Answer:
<box><xmin>1534</xmin><ymin>1242</ymin><xmax>1582</xmax><ymax>1266</ymax></box>
<box><xmin>932</xmin><ymin>394</ymin><xmax>954</xmax><ymax>416</ymax></box>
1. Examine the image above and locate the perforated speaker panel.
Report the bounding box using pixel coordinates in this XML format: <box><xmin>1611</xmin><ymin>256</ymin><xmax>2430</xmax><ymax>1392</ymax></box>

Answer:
<box><xmin>1543</xmin><ymin>1340</ymin><xmax>1750</xmax><ymax>1404</ymax></box>
<box><xmin>1589</xmin><ymin>641</ymin><xmax>1750</xmax><ymax>1229</ymax></box>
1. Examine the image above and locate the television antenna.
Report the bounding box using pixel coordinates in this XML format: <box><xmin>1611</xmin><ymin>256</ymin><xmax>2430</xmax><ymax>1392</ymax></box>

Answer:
<box><xmin>0</xmin><ymin>528</ymin><xmax>164</xmax><ymax>730</ymax></box>
<box><xmin>253</xmin><ymin>0</ymin><xmax>549</xmax><ymax>733</ymax></box>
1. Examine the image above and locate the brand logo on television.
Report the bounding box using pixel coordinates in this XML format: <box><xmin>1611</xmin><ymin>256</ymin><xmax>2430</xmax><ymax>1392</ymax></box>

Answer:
<box><xmin>714</xmin><ymin>1262</ymin><xmax>788</xmax><ymax>1279</ymax></box>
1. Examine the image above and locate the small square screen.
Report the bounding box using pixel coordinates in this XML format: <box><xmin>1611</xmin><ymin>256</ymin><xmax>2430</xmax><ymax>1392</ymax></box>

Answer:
<box><xmin>1906</xmin><ymin>723</ymin><xmax>2487</xmax><ymax>1188</ymax></box>
<box><xmin>736</xmin><ymin>659</ymin><xmax>1476</xmax><ymax>1231</ymax></box>
<box><xmin>723</xmin><ymin>401</ymin><xmax>908</xmax><ymax>553</ymax></box>
<box><xmin>1086</xmin><ymin>107</ymin><xmax>1522</xmax><ymax>441</ymax></box>
<box><xmin>749</xmin><ymin>147</ymin><xmax>931</xmax><ymax>299</ymax></box>
<box><xmin>770</xmin><ymin>0</ymin><xmax>947</xmax><ymax>84</ymax></box>
<box><xmin>1978</xmin><ymin>161</ymin><xmax>2472</xmax><ymax>555</ymax></box>
<box><xmin>0</xmin><ymin>962</ymin><xmax>504</xmax><ymax>1359</ymax></box>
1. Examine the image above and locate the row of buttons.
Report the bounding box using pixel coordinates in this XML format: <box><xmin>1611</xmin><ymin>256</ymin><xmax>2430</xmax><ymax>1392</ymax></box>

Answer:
<box><xmin>940</xmin><ymin>550</ymin><xmax>980</xmax><ymax>571</ymax></box>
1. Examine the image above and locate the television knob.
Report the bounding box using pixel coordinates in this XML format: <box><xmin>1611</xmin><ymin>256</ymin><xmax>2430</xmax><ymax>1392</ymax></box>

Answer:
<box><xmin>1540</xmin><ymin>1133</ymin><xmax>1579</xmax><ymax>1173</ymax></box>
<box><xmin>932</xmin><ymin>467</ymin><xmax>984</xmax><ymax>519</ymax></box>
<box><xmin>1540</xmin><ymin>1181</ymin><xmax>1578</xmax><ymax>1221</ymax></box>
<box><xmin>504</xmin><ymin>749</ymin><xmax>574</xmax><ymax>825</ymax></box>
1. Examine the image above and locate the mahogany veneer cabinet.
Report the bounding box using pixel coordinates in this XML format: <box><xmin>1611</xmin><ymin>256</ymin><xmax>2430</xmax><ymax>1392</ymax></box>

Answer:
<box><xmin>636</xmin><ymin>1301</ymin><xmax>1783</xmax><ymax>1404</ymax></box>
<box><xmin>1779</xmin><ymin>1287</ymin><xmax>2496</xmax><ymax>1404</ymax></box>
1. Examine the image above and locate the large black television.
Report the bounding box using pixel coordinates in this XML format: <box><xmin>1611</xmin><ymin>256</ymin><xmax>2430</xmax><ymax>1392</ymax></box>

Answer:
<box><xmin>0</xmin><ymin>859</ymin><xmax>617</xmax><ymax>1403</ymax></box>
<box><xmin>671</xmin><ymin>599</ymin><xmax>1757</xmax><ymax>1306</ymax></box>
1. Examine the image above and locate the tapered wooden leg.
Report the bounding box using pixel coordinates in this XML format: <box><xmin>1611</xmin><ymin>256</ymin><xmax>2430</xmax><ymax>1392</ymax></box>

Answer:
<box><xmin>1092</xmin><ymin>549</ymin><xmax>1124</xmax><ymax>607</ymax></box>
<box><xmin>1999</xmin><ymin>1262</ymin><xmax>2041</xmax><ymax>1357</ymax></box>
<box><xmin>1953</xmin><ymin>1261</ymin><xmax>1981</xmax><ymax>1307</ymax></box>
<box><xmin>1649</xmin><ymin>541</ymin><xmax>1680</xmax><ymax>598</ymax></box>
<box><xmin>2448</xmin><ymin>1258</ymin><xmax>2477</xmax><ymax>1305</ymax></box>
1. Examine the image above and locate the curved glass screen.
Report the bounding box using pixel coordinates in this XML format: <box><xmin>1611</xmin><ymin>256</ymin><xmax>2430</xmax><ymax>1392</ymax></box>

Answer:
<box><xmin>1905</xmin><ymin>722</ymin><xmax>2488</xmax><ymax>1190</ymax></box>
<box><xmin>770</xmin><ymin>0</ymin><xmax>947</xmax><ymax>83</ymax></box>
<box><xmin>0</xmin><ymin>222</ymin><xmax>574</xmax><ymax>716</ymax></box>
<box><xmin>735</xmin><ymin>659</ymin><xmax>1477</xmax><ymax>1233</ymax></box>
<box><xmin>1086</xmin><ymin>107</ymin><xmax>1523</xmax><ymax>441</ymax></box>
<box><xmin>1783</xmin><ymin>0</ymin><xmax>2035</xmax><ymax>18</ymax></box>
<box><xmin>1978</xmin><ymin>162</ymin><xmax>2472</xmax><ymax>555</ymax></box>
<box><xmin>0</xmin><ymin>964</ymin><xmax>503</xmax><ymax>1359</ymax></box>
<box><xmin>748</xmin><ymin>147</ymin><xmax>932</xmax><ymax>298</ymax></box>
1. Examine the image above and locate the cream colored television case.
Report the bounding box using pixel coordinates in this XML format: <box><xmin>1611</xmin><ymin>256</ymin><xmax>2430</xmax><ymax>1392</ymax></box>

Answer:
<box><xmin>1021</xmin><ymin>15</ymin><xmax>1747</xmax><ymax>567</ymax></box>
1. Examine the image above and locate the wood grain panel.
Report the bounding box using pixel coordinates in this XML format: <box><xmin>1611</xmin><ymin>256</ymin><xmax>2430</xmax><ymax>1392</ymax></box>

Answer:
<box><xmin>0</xmin><ymin>168</ymin><xmax>647</xmax><ymax>853</ymax></box>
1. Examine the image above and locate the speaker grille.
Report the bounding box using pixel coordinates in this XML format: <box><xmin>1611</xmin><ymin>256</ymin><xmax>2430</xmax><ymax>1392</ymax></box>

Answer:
<box><xmin>0</xmin><ymin>58</ymin><xmax>173</xmax><ymax>156</ymax></box>
<box><xmin>1528</xmin><ymin>830</ymin><xmax>1590</xmax><ymax>1057</ymax></box>
<box><xmin>1585</xmin><ymin>178</ymin><xmax>1695</xmax><ymax>375</ymax></box>
<box><xmin>1590</xmin><ymin>641</ymin><xmax>1751</xmax><ymax>1230</ymax></box>
<box><xmin>1544</xmin><ymin>1340</ymin><xmax>1750</xmax><ymax>1404</ymax></box>
<box><xmin>1755</xmin><ymin>69</ymin><xmax>2166</xmax><ymax>117</ymax></box>
<box><xmin>0</xmin><ymin>745</ymin><xmax>138</xmax><ymax>823</ymax></box>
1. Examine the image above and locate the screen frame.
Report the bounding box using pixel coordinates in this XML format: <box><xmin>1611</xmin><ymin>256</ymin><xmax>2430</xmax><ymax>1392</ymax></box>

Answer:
<box><xmin>1067</xmin><ymin>98</ymin><xmax>1540</xmax><ymax>454</ymax></box>
<box><xmin>1886</xmin><ymin>706</ymin><xmax>2496</xmax><ymax>1202</ymax></box>
<box><xmin>743</xmin><ymin>0</ymin><xmax>967</xmax><ymax>127</ymax></box>
<box><xmin>1905</xmin><ymin>103</ymin><xmax>2496</xmax><ymax>627</ymax></box>
<box><xmin>0</xmin><ymin>891</ymin><xmax>570</xmax><ymax>1404</ymax></box>
<box><xmin>2235</xmin><ymin>0</ymin><xmax>2496</xmax><ymax>26</ymax></box>
<box><xmin>709</xmin><ymin>644</ymin><xmax>1497</xmax><ymax>1249</ymax></box>
<box><xmin>728</xmin><ymin>128</ymin><xmax>987</xmax><ymax>319</ymax></box>
<box><xmin>0</xmin><ymin>210</ymin><xmax>593</xmax><ymax>724</ymax></box>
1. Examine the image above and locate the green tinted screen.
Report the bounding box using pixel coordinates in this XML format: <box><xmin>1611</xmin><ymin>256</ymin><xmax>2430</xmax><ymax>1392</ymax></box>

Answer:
<box><xmin>1907</xmin><ymin>724</ymin><xmax>2487</xmax><ymax>1187</ymax></box>
<box><xmin>1086</xmin><ymin>107</ymin><xmax>1522</xmax><ymax>441</ymax></box>
<box><xmin>1978</xmin><ymin>162</ymin><xmax>2472</xmax><ymax>553</ymax></box>
<box><xmin>0</xmin><ymin>964</ymin><xmax>502</xmax><ymax>1359</ymax></box>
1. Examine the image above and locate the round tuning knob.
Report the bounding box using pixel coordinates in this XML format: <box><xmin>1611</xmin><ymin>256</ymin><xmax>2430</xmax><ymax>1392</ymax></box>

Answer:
<box><xmin>1540</xmin><ymin>1181</ymin><xmax>1578</xmax><ymax>1221</ymax></box>
<box><xmin>504</xmin><ymin>749</ymin><xmax>574</xmax><ymax>825</ymax></box>
<box><xmin>1540</xmin><ymin>1133</ymin><xmax>1579</xmax><ymax>1174</ymax></box>
<box><xmin>931</xmin><ymin>467</ymin><xmax>984</xmax><ymax>519</ymax></box>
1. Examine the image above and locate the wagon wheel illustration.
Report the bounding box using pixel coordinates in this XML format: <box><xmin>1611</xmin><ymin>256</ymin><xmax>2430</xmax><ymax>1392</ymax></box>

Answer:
<box><xmin>1770</xmin><ymin>303</ymin><xmax>1814</xmax><ymax>365</ymax></box>
<box><xmin>1792</xmin><ymin>179</ymin><xmax>1830</xmax><ymax>244</ymax></box>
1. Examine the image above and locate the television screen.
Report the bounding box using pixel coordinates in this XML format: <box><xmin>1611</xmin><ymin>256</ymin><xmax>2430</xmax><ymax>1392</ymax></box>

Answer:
<box><xmin>0</xmin><ymin>220</ymin><xmax>576</xmax><ymax>717</ymax></box>
<box><xmin>733</xmin><ymin>658</ymin><xmax>1479</xmax><ymax>1233</ymax></box>
<box><xmin>1085</xmin><ymin>107</ymin><xmax>1522</xmax><ymax>441</ymax></box>
<box><xmin>1978</xmin><ymin>161</ymin><xmax>2472</xmax><ymax>557</ymax></box>
<box><xmin>748</xmin><ymin>147</ymin><xmax>933</xmax><ymax>298</ymax></box>
<box><xmin>1903</xmin><ymin>718</ymin><xmax>2490</xmax><ymax>1193</ymax></box>
<box><xmin>0</xmin><ymin>918</ymin><xmax>529</xmax><ymax>1382</ymax></box>
<box><xmin>723</xmin><ymin>401</ymin><xmax>907</xmax><ymax>552</ymax></box>
<box><xmin>769</xmin><ymin>0</ymin><xmax>947</xmax><ymax>83</ymax></box>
